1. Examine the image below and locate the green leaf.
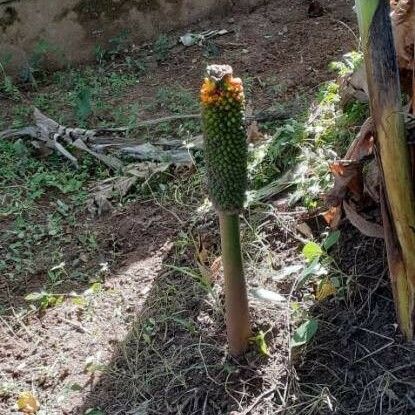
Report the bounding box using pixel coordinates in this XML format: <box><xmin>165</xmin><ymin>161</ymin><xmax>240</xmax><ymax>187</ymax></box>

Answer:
<box><xmin>72</xmin><ymin>296</ymin><xmax>88</xmax><ymax>307</ymax></box>
<box><xmin>297</xmin><ymin>257</ymin><xmax>326</xmax><ymax>287</ymax></box>
<box><xmin>25</xmin><ymin>291</ymin><xmax>47</xmax><ymax>302</ymax></box>
<box><xmin>70</xmin><ymin>383</ymin><xmax>83</xmax><ymax>391</ymax></box>
<box><xmin>291</xmin><ymin>319</ymin><xmax>318</xmax><ymax>348</ymax></box>
<box><xmin>250</xmin><ymin>330</ymin><xmax>270</xmax><ymax>356</ymax></box>
<box><xmin>84</xmin><ymin>282</ymin><xmax>102</xmax><ymax>296</ymax></box>
<box><xmin>84</xmin><ymin>409</ymin><xmax>104</xmax><ymax>415</ymax></box>
<box><xmin>302</xmin><ymin>241</ymin><xmax>323</xmax><ymax>262</ymax></box>
<box><xmin>323</xmin><ymin>230</ymin><xmax>340</xmax><ymax>251</ymax></box>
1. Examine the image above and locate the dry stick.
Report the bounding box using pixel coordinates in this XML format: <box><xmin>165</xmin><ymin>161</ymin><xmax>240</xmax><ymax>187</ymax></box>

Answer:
<box><xmin>240</xmin><ymin>385</ymin><xmax>279</xmax><ymax>415</ymax></box>
<box><xmin>135</xmin><ymin>113</ymin><xmax>200</xmax><ymax>127</ymax></box>
<box><xmin>58</xmin><ymin>317</ymin><xmax>90</xmax><ymax>334</ymax></box>
<box><xmin>0</xmin><ymin>110</ymin><xmax>287</xmax><ymax>141</ymax></box>
<box><xmin>356</xmin><ymin>0</ymin><xmax>415</xmax><ymax>340</ymax></box>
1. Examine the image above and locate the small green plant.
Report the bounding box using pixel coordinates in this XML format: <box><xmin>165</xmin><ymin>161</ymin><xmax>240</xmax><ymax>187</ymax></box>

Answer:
<box><xmin>107</xmin><ymin>30</ymin><xmax>130</xmax><ymax>58</ymax></box>
<box><xmin>288</xmin><ymin>232</ymin><xmax>342</xmax><ymax>349</ymax></box>
<box><xmin>94</xmin><ymin>45</ymin><xmax>107</xmax><ymax>65</ymax></box>
<box><xmin>155</xmin><ymin>86</ymin><xmax>198</xmax><ymax>113</ymax></box>
<box><xmin>154</xmin><ymin>34</ymin><xmax>171</xmax><ymax>62</ymax></box>
<box><xmin>250</xmin><ymin>330</ymin><xmax>271</xmax><ymax>356</ymax></box>
<box><xmin>25</xmin><ymin>291</ymin><xmax>64</xmax><ymax>310</ymax></box>
<box><xmin>58</xmin><ymin>67</ymin><xmax>137</xmax><ymax>123</ymax></box>
<box><xmin>0</xmin><ymin>140</ymin><xmax>109</xmax><ymax>290</ymax></box>
<box><xmin>24</xmin><ymin>39</ymin><xmax>64</xmax><ymax>83</ymax></box>
<box><xmin>290</xmin><ymin>319</ymin><xmax>318</xmax><ymax>348</ymax></box>
<box><xmin>74</xmin><ymin>85</ymin><xmax>92</xmax><ymax>125</ymax></box>
<box><xmin>124</xmin><ymin>56</ymin><xmax>147</xmax><ymax>74</ymax></box>
<box><xmin>0</xmin><ymin>62</ymin><xmax>20</xmax><ymax>100</ymax></box>
<box><xmin>94</xmin><ymin>30</ymin><xmax>130</xmax><ymax>64</ymax></box>
<box><xmin>298</xmin><ymin>230</ymin><xmax>341</xmax><ymax>288</ymax></box>
<box><xmin>329</xmin><ymin>51</ymin><xmax>363</xmax><ymax>76</ymax></box>
<box><xmin>249</xmin><ymin>120</ymin><xmax>304</xmax><ymax>189</ymax></box>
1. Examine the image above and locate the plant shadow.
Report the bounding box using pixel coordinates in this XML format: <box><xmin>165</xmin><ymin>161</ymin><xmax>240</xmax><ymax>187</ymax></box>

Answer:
<box><xmin>293</xmin><ymin>225</ymin><xmax>415</xmax><ymax>415</ymax></box>
<box><xmin>73</xmin><ymin>208</ymin><xmax>290</xmax><ymax>415</ymax></box>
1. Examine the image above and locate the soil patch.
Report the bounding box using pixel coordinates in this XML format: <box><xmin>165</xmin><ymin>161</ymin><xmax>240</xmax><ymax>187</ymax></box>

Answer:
<box><xmin>293</xmin><ymin>227</ymin><xmax>415</xmax><ymax>415</ymax></box>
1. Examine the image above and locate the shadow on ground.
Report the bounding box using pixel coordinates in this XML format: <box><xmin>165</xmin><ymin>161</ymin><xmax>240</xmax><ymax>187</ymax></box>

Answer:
<box><xmin>0</xmin><ymin>200</ymin><xmax>182</xmax><ymax>413</ymax></box>
<box><xmin>75</xmin><ymin>210</ymin><xmax>288</xmax><ymax>415</ymax></box>
<box><xmin>294</xmin><ymin>226</ymin><xmax>415</xmax><ymax>415</ymax></box>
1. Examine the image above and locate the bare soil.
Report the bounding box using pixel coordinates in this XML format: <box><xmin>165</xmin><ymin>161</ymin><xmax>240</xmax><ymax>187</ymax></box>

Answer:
<box><xmin>5</xmin><ymin>1</ymin><xmax>414</xmax><ymax>415</ymax></box>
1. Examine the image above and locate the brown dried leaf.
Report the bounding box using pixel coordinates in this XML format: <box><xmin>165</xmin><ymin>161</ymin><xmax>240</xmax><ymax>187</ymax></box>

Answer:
<box><xmin>296</xmin><ymin>222</ymin><xmax>314</xmax><ymax>239</ymax></box>
<box><xmin>364</xmin><ymin>160</ymin><xmax>380</xmax><ymax>203</ymax></box>
<box><xmin>327</xmin><ymin>160</ymin><xmax>363</xmax><ymax>206</ymax></box>
<box><xmin>16</xmin><ymin>392</ymin><xmax>40</xmax><ymax>414</ymax></box>
<box><xmin>343</xmin><ymin>200</ymin><xmax>384</xmax><ymax>239</ymax></box>
<box><xmin>391</xmin><ymin>0</ymin><xmax>415</xmax><ymax>70</ymax></box>
<box><xmin>315</xmin><ymin>278</ymin><xmax>336</xmax><ymax>301</ymax></box>
<box><xmin>247</xmin><ymin>121</ymin><xmax>265</xmax><ymax>143</ymax></box>
<box><xmin>322</xmin><ymin>206</ymin><xmax>342</xmax><ymax>228</ymax></box>
<box><xmin>195</xmin><ymin>234</ymin><xmax>222</xmax><ymax>283</ymax></box>
<box><xmin>345</xmin><ymin>117</ymin><xmax>374</xmax><ymax>161</ymax></box>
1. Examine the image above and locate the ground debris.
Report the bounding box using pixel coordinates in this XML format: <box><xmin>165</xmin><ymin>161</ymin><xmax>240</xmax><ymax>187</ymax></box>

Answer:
<box><xmin>324</xmin><ymin>114</ymin><xmax>415</xmax><ymax>237</ymax></box>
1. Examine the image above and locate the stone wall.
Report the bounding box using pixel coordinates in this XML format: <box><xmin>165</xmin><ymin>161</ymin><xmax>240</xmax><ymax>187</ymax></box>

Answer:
<box><xmin>0</xmin><ymin>0</ymin><xmax>266</xmax><ymax>76</ymax></box>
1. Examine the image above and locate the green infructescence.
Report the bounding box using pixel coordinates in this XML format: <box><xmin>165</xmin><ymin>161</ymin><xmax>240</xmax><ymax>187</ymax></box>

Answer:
<box><xmin>201</xmin><ymin>65</ymin><xmax>251</xmax><ymax>356</ymax></box>
<box><xmin>201</xmin><ymin>64</ymin><xmax>247</xmax><ymax>213</ymax></box>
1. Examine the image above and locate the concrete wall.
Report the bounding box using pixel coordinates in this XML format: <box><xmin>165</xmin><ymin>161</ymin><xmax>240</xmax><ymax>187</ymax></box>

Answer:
<box><xmin>0</xmin><ymin>0</ymin><xmax>265</xmax><ymax>76</ymax></box>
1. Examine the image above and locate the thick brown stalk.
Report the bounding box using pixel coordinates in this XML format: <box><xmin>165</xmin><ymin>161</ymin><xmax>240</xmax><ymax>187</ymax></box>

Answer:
<box><xmin>356</xmin><ymin>0</ymin><xmax>415</xmax><ymax>339</ymax></box>
<box><xmin>219</xmin><ymin>212</ymin><xmax>251</xmax><ymax>355</ymax></box>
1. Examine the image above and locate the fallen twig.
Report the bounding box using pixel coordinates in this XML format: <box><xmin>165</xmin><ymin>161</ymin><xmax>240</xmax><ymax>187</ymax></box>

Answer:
<box><xmin>240</xmin><ymin>385</ymin><xmax>278</xmax><ymax>415</ymax></box>
<box><xmin>58</xmin><ymin>317</ymin><xmax>91</xmax><ymax>334</ymax></box>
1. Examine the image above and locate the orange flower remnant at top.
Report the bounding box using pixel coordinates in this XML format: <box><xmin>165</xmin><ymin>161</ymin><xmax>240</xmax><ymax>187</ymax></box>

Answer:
<box><xmin>200</xmin><ymin>75</ymin><xmax>244</xmax><ymax>106</ymax></box>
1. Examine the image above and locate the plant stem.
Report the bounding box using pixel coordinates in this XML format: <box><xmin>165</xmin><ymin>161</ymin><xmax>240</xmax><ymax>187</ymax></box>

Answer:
<box><xmin>219</xmin><ymin>212</ymin><xmax>251</xmax><ymax>355</ymax></box>
<box><xmin>355</xmin><ymin>0</ymin><xmax>415</xmax><ymax>339</ymax></box>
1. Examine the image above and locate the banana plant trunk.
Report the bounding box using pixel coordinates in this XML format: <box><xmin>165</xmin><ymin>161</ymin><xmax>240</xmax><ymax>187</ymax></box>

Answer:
<box><xmin>355</xmin><ymin>0</ymin><xmax>415</xmax><ymax>339</ymax></box>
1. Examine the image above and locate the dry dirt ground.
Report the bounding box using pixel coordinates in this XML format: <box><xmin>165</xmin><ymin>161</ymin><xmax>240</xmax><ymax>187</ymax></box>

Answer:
<box><xmin>2</xmin><ymin>1</ymin><xmax>415</xmax><ymax>414</ymax></box>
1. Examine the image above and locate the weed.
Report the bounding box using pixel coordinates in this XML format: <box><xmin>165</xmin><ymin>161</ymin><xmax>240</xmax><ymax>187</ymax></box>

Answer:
<box><xmin>132</xmin><ymin>86</ymin><xmax>202</xmax><ymax>138</ymax></box>
<box><xmin>78</xmin><ymin>231</ymin><xmax>99</xmax><ymax>253</ymax></box>
<box><xmin>107</xmin><ymin>30</ymin><xmax>130</xmax><ymax>58</ymax></box>
<box><xmin>25</xmin><ymin>291</ymin><xmax>64</xmax><ymax>309</ymax></box>
<box><xmin>297</xmin><ymin>231</ymin><xmax>346</xmax><ymax>303</ymax></box>
<box><xmin>124</xmin><ymin>56</ymin><xmax>147</xmax><ymax>74</ymax></box>
<box><xmin>242</xmin><ymin>75</ymin><xmax>255</xmax><ymax>99</ymax></box>
<box><xmin>248</xmin><ymin>119</ymin><xmax>305</xmax><ymax>189</ymax></box>
<box><xmin>0</xmin><ymin>62</ymin><xmax>20</xmax><ymax>100</ymax></box>
<box><xmin>94</xmin><ymin>45</ymin><xmax>107</xmax><ymax>65</ymax></box>
<box><xmin>10</xmin><ymin>105</ymin><xmax>32</xmax><ymax>128</ymax></box>
<box><xmin>247</xmin><ymin>52</ymin><xmax>368</xmax><ymax>209</ymax></box>
<box><xmin>252</xmin><ymin>77</ymin><xmax>368</xmax><ymax>208</ymax></box>
<box><xmin>111</xmin><ymin>103</ymin><xmax>139</xmax><ymax>130</ymax></box>
<box><xmin>328</xmin><ymin>51</ymin><xmax>363</xmax><ymax>76</ymax></box>
<box><xmin>49</xmin><ymin>66</ymin><xmax>138</xmax><ymax>125</ymax></box>
<box><xmin>0</xmin><ymin>140</ymin><xmax>109</xmax><ymax>290</ymax></box>
<box><xmin>74</xmin><ymin>86</ymin><xmax>93</xmax><ymax>126</ymax></box>
<box><xmin>95</xmin><ymin>30</ymin><xmax>131</xmax><ymax>64</ymax></box>
<box><xmin>153</xmin><ymin>34</ymin><xmax>172</xmax><ymax>62</ymax></box>
<box><xmin>202</xmin><ymin>40</ymin><xmax>221</xmax><ymax>58</ymax></box>
<box><xmin>24</xmin><ymin>39</ymin><xmax>65</xmax><ymax>84</ymax></box>
<box><xmin>154</xmin><ymin>86</ymin><xmax>198</xmax><ymax>113</ymax></box>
